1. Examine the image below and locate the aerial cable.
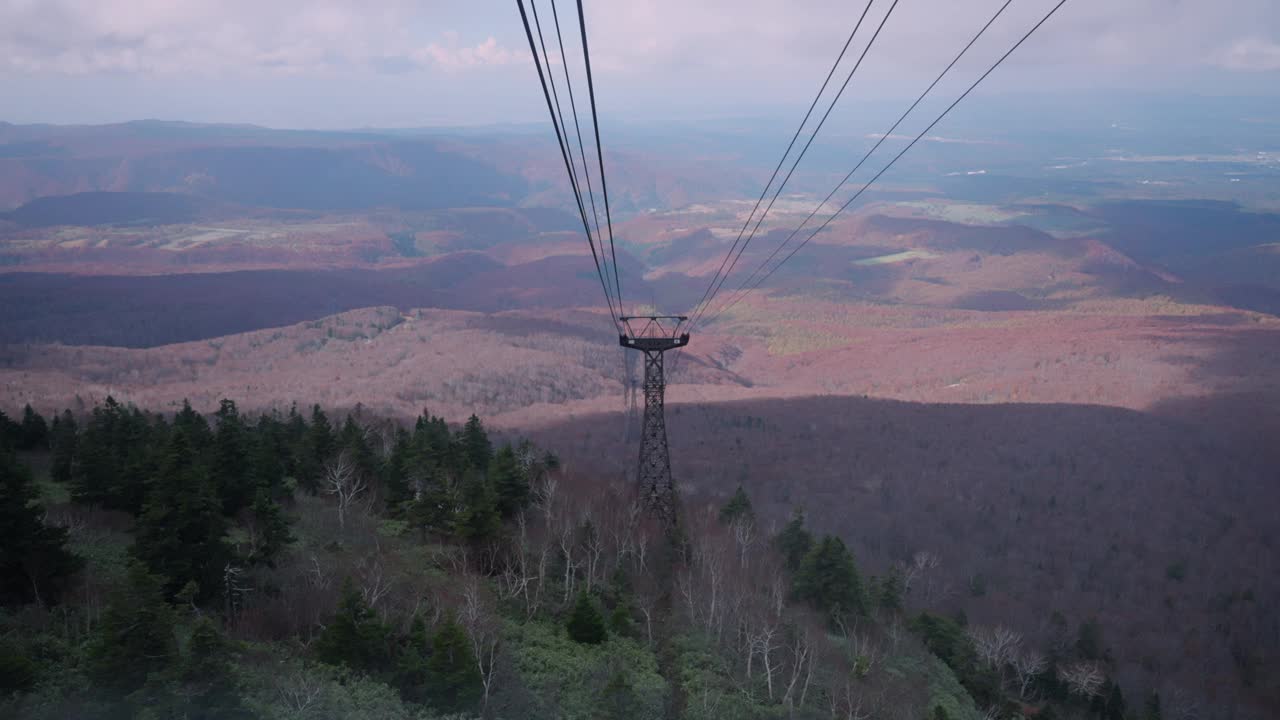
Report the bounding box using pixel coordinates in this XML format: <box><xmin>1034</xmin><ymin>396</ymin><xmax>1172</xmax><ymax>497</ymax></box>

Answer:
<box><xmin>684</xmin><ymin>0</ymin><xmax>874</xmax><ymax>328</ymax></box>
<box><xmin>700</xmin><ymin>0</ymin><xmax>1070</xmax><ymax>327</ymax></box>
<box><xmin>576</xmin><ymin>0</ymin><xmax>624</xmax><ymax>317</ymax></box>
<box><xmin>706</xmin><ymin>0</ymin><xmax>1017</xmax><ymax>323</ymax></box>
<box><xmin>530</xmin><ymin>0</ymin><xmax>620</xmax><ymax>310</ymax></box>
<box><xmin>689</xmin><ymin>0</ymin><xmax>901</xmax><ymax>329</ymax></box>
<box><xmin>548</xmin><ymin>0</ymin><xmax>610</xmax><ymax>300</ymax></box>
<box><xmin>517</xmin><ymin>0</ymin><xmax>620</xmax><ymax>326</ymax></box>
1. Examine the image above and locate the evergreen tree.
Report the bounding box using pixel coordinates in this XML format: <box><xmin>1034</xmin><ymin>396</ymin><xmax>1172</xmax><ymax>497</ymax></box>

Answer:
<box><xmin>86</xmin><ymin>561</ymin><xmax>177</xmax><ymax>695</ymax></box>
<box><xmin>49</xmin><ymin>409</ymin><xmax>77</xmax><ymax>485</ymax></box>
<box><xmin>774</xmin><ymin>508</ymin><xmax>814</xmax><ymax>572</ymax></box>
<box><xmin>165</xmin><ymin>617</ymin><xmax>249</xmax><ymax>719</ymax></box>
<box><xmin>340</xmin><ymin>415</ymin><xmax>377</xmax><ymax>478</ymax></box>
<box><xmin>19</xmin><ymin>404</ymin><xmax>49</xmax><ymax>450</ymax></box>
<box><xmin>1144</xmin><ymin>690</ymin><xmax>1162</xmax><ymax>720</ymax></box>
<box><xmin>0</xmin><ymin>410</ymin><xmax>18</xmax><ymax>451</ymax></box>
<box><xmin>453</xmin><ymin>470</ymin><xmax>501</xmax><ymax>542</ymax></box>
<box><xmin>718</xmin><ymin>485</ymin><xmax>755</xmax><ymax>525</ymax></box>
<box><xmin>1076</xmin><ymin>619</ymin><xmax>1105</xmax><ymax>661</ymax></box>
<box><xmin>879</xmin><ymin>566</ymin><xmax>904</xmax><ymax>613</ymax></box>
<box><xmin>933</xmin><ymin>705</ymin><xmax>952</xmax><ymax>720</ymax></box>
<box><xmin>173</xmin><ymin>399</ymin><xmax>212</xmax><ymax>450</ymax></box>
<box><xmin>315</xmin><ymin>578</ymin><xmax>392</xmax><ymax>674</ymax></box>
<box><xmin>246</xmin><ymin>485</ymin><xmax>294</xmax><ymax>567</ymax></box>
<box><xmin>300</xmin><ymin>405</ymin><xmax>333</xmax><ymax>492</ymax></box>
<box><xmin>491</xmin><ymin>444</ymin><xmax>530</xmax><ymax>518</ymax></box>
<box><xmin>0</xmin><ymin>450</ymin><xmax>83</xmax><ymax>605</ymax></box>
<box><xmin>794</xmin><ymin>535</ymin><xmax>868</xmax><ymax>619</ymax></box>
<box><xmin>132</xmin><ymin>428</ymin><xmax>230</xmax><ymax>601</ymax></box>
<box><xmin>567</xmin><ymin>591</ymin><xmax>608</xmax><ymax>645</ymax></box>
<box><xmin>426</xmin><ymin>611</ymin><xmax>482</xmax><ymax>712</ymax></box>
<box><xmin>246</xmin><ymin>426</ymin><xmax>285</xmax><ymax>498</ymax></box>
<box><xmin>459</xmin><ymin>414</ymin><xmax>492</xmax><ymax>471</ymax></box>
<box><xmin>383</xmin><ymin>429</ymin><xmax>414</xmax><ymax>515</ymax></box>
<box><xmin>212</xmin><ymin>399</ymin><xmax>253</xmax><ymax>516</ymax></box>
<box><xmin>395</xmin><ymin>615</ymin><xmax>433</xmax><ymax>705</ymax></box>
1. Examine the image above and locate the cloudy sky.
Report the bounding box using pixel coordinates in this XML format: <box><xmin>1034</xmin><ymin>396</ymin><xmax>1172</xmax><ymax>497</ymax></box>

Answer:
<box><xmin>1</xmin><ymin>0</ymin><xmax>1278</xmax><ymax>128</ymax></box>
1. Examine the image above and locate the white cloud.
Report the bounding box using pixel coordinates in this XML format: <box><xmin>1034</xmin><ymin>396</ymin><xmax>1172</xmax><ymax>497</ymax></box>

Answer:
<box><xmin>1214</xmin><ymin>37</ymin><xmax>1280</xmax><ymax>72</ymax></box>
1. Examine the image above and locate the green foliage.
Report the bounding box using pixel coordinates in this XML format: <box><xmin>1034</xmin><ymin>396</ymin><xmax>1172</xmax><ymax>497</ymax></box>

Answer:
<box><xmin>212</xmin><ymin>399</ymin><xmax>254</xmax><ymax>516</ymax></box>
<box><xmin>1076</xmin><ymin>618</ymin><xmax>1105</xmax><ymax>661</ymax></box>
<box><xmin>773</xmin><ymin>508</ymin><xmax>813</xmax><ymax>572</ymax></box>
<box><xmin>315</xmin><ymin>578</ymin><xmax>392</xmax><ymax>674</ymax></box>
<box><xmin>1145</xmin><ymin>690</ymin><xmax>1163</xmax><ymax>720</ymax></box>
<box><xmin>0</xmin><ymin>449</ymin><xmax>82</xmax><ymax>605</ymax></box>
<box><xmin>674</xmin><ymin>634</ymin><xmax>783</xmax><ymax>720</ymax></box>
<box><xmin>70</xmin><ymin>397</ymin><xmax>162</xmax><ymax>513</ymax></box>
<box><xmin>19</xmin><ymin>406</ymin><xmax>49</xmax><ymax>451</ymax></box>
<box><xmin>86</xmin><ymin>561</ymin><xmax>177</xmax><ymax>695</ymax></box>
<box><xmin>1165</xmin><ymin>560</ymin><xmax>1187</xmax><ymax>582</ymax></box>
<box><xmin>426</xmin><ymin>612</ymin><xmax>482</xmax><ymax>713</ymax></box>
<box><xmin>0</xmin><ymin>638</ymin><xmax>37</xmax><ymax>695</ymax></box>
<box><xmin>133</xmin><ymin>617</ymin><xmax>250</xmax><ymax>720</ymax></box>
<box><xmin>246</xmin><ymin>485</ymin><xmax>294</xmax><ymax>567</ymax></box>
<box><xmin>132</xmin><ymin>428</ymin><xmax>231</xmax><ymax>601</ymax></box>
<box><xmin>491</xmin><ymin>444</ymin><xmax>530</xmax><ymax>518</ymax></box>
<box><xmin>567</xmin><ymin>592</ymin><xmax>608</xmax><ymax>645</ymax></box>
<box><xmin>459</xmin><ymin>415</ymin><xmax>492</xmax><ymax>471</ymax></box>
<box><xmin>718</xmin><ymin>485</ymin><xmax>755</xmax><ymax>525</ymax></box>
<box><xmin>793</xmin><ymin>534</ymin><xmax>868</xmax><ymax>619</ymax></box>
<box><xmin>502</xmin><ymin>620</ymin><xmax>666</xmax><ymax>720</ymax></box>
<box><xmin>453</xmin><ymin>471</ymin><xmax>501</xmax><ymax>542</ymax></box>
<box><xmin>48</xmin><ymin>411</ymin><xmax>76</xmax><ymax>485</ymax></box>
<box><xmin>879</xmin><ymin>567</ymin><xmax>904</xmax><ymax>613</ymax></box>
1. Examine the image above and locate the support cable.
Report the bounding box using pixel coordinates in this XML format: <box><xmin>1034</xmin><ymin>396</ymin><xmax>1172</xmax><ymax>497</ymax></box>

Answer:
<box><xmin>700</xmin><ymin>0</ymin><xmax>1070</xmax><ymax>327</ymax></box>
<box><xmin>704</xmin><ymin>0</ymin><xmax>1016</xmax><ymax>325</ymax></box>
<box><xmin>576</xmin><ymin>0</ymin><xmax>624</xmax><ymax>317</ymax></box>
<box><xmin>689</xmin><ymin>0</ymin><xmax>901</xmax><ymax>329</ymax></box>
<box><xmin>517</xmin><ymin>0</ymin><xmax>620</xmax><ymax>325</ymax></box>
<box><xmin>684</xmin><ymin>0</ymin><xmax>874</xmax><ymax>328</ymax></box>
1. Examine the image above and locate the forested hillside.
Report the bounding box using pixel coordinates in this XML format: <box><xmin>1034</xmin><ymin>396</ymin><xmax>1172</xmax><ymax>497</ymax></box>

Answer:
<box><xmin>1</xmin><ymin>401</ymin><xmax>1182</xmax><ymax>719</ymax></box>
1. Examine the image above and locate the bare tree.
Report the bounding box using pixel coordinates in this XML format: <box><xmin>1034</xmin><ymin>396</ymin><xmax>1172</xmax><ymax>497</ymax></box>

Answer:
<box><xmin>1059</xmin><ymin>661</ymin><xmax>1106</xmax><ymax>698</ymax></box>
<box><xmin>461</xmin><ymin>578</ymin><xmax>501</xmax><ymax>711</ymax></box>
<box><xmin>902</xmin><ymin>551</ymin><xmax>939</xmax><ymax>597</ymax></box>
<box><xmin>323</xmin><ymin>451</ymin><xmax>367</xmax><ymax>532</ymax></box>
<box><xmin>1011</xmin><ymin>648</ymin><xmax>1047</xmax><ymax>700</ymax></box>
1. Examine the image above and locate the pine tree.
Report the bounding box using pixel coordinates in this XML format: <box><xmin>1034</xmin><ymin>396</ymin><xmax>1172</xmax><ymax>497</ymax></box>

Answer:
<box><xmin>246</xmin><ymin>485</ymin><xmax>294</xmax><ymax>567</ymax></box>
<box><xmin>453</xmin><ymin>470</ymin><xmax>501</xmax><ymax>542</ymax></box>
<box><xmin>794</xmin><ymin>535</ymin><xmax>868</xmax><ymax>619</ymax></box>
<box><xmin>774</xmin><ymin>508</ymin><xmax>814</xmax><ymax>572</ymax></box>
<box><xmin>0</xmin><ymin>410</ymin><xmax>18</xmax><ymax>451</ymax></box>
<box><xmin>19</xmin><ymin>404</ymin><xmax>49</xmax><ymax>450</ymax></box>
<box><xmin>213</xmin><ymin>399</ymin><xmax>253</xmax><ymax>516</ymax></box>
<box><xmin>86</xmin><ymin>561</ymin><xmax>177</xmax><ymax>695</ymax></box>
<box><xmin>168</xmin><ymin>617</ymin><xmax>249</xmax><ymax>719</ymax></box>
<box><xmin>491</xmin><ymin>444</ymin><xmax>529</xmax><ymax>518</ymax></box>
<box><xmin>315</xmin><ymin>578</ymin><xmax>391</xmax><ymax>673</ymax></box>
<box><xmin>879</xmin><ymin>566</ymin><xmax>904</xmax><ymax>613</ymax></box>
<box><xmin>460</xmin><ymin>414</ymin><xmax>492</xmax><ymax>471</ymax></box>
<box><xmin>395</xmin><ymin>615</ymin><xmax>433</xmax><ymax>705</ymax></box>
<box><xmin>132</xmin><ymin>428</ymin><xmax>230</xmax><ymax>601</ymax></box>
<box><xmin>174</xmin><ymin>399</ymin><xmax>212</xmax><ymax>450</ymax></box>
<box><xmin>718</xmin><ymin>484</ymin><xmax>756</xmax><ymax>525</ymax></box>
<box><xmin>426</xmin><ymin>611</ymin><xmax>482</xmax><ymax>712</ymax></box>
<box><xmin>1145</xmin><ymin>690</ymin><xmax>1163</xmax><ymax>720</ymax></box>
<box><xmin>567</xmin><ymin>591</ymin><xmax>608</xmax><ymax>645</ymax></box>
<box><xmin>0</xmin><ymin>450</ymin><xmax>83</xmax><ymax>605</ymax></box>
<box><xmin>383</xmin><ymin>429</ymin><xmax>414</xmax><ymax>515</ymax></box>
<box><xmin>49</xmin><ymin>409</ymin><xmax>77</xmax><ymax>485</ymax></box>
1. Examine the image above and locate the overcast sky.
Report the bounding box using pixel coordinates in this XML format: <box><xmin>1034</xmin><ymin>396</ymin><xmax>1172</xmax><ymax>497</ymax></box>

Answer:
<box><xmin>1</xmin><ymin>0</ymin><xmax>1278</xmax><ymax>128</ymax></box>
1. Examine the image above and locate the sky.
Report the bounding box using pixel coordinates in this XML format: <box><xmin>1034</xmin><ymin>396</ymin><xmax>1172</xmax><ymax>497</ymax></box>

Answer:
<box><xmin>1</xmin><ymin>0</ymin><xmax>1278</xmax><ymax>129</ymax></box>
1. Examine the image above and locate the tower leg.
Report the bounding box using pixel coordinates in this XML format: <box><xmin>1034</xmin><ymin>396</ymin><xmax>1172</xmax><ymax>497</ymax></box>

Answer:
<box><xmin>638</xmin><ymin>349</ymin><xmax>675</xmax><ymax>521</ymax></box>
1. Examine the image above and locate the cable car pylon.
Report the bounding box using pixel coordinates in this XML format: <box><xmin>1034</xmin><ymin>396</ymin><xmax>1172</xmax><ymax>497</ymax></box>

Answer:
<box><xmin>619</xmin><ymin>315</ymin><xmax>689</xmax><ymax>522</ymax></box>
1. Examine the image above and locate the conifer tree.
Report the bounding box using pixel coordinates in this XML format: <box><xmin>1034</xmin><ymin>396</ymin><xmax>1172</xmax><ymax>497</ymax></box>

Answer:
<box><xmin>213</xmin><ymin>399</ymin><xmax>253</xmax><ymax>516</ymax></box>
<box><xmin>19</xmin><ymin>404</ymin><xmax>49</xmax><ymax>450</ymax></box>
<box><xmin>454</xmin><ymin>470</ymin><xmax>501</xmax><ymax>542</ymax></box>
<box><xmin>132</xmin><ymin>428</ymin><xmax>230</xmax><ymax>601</ymax></box>
<box><xmin>315</xmin><ymin>578</ymin><xmax>391</xmax><ymax>674</ymax></box>
<box><xmin>426</xmin><ymin>611</ymin><xmax>482</xmax><ymax>712</ymax></box>
<box><xmin>879</xmin><ymin>567</ymin><xmax>904</xmax><ymax>613</ymax></box>
<box><xmin>460</xmin><ymin>414</ymin><xmax>492</xmax><ymax>471</ymax></box>
<box><xmin>567</xmin><ymin>591</ymin><xmax>608</xmax><ymax>645</ymax></box>
<box><xmin>1145</xmin><ymin>690</ymin><xmax>1163</xmax><ymax>720</ymax></box>
<box><xmin>246</xmin><ymin>485</ymin><xmax>294</xmax><ymax>567</ymax></box>
<box><xmin>395</xmin><ymin>614</ymin><xmax>433</xmax><ymax>705</ymax></box>
<box><xmin>174</xmin><ymin>399</ymin><xmax>212</xmax><ymax>450</ymax></box>
<box><xmin>794</xmin><ymin>535</ymin><xmax>868</xmax><ymax>619</ymax></box>
<box><xmin>167</xmin><ymin>617</ymin><xmax>249</xmax><ymax>719</ymax></box>
<box><xmin>0</xmin><ymin>450</ymin><xmax>82</xmax><ymax>605</ymax></box>
<box><xmin>49</xmin><ymin>409</ymin><xmax>77</xmax><ymax>485</ymax></box>
<box><xmin>774</xmin><ymin>508</ymin><xmax>814</xmax><ymax>572</ymax></box>
<box><xmin>491</xmin><ymin>444</ymin><xmax>529</xmax><ymax>518</ymax></box>
<box><xmin>383</xmin><ymin>429</ymin><xmax>414</xmax><ymax>514</ymax></box>
<box><xmin>0</xmin><ymin>410</ymin><xmax>18</xmax><ymax>451</ymax></box>
<box><xmin>86</xmin><ymin>561</ymin><xmax>177</xmax><ymax>695</ymax></box>
<box><xmin>718</xmin><ymin>485</ymin><xmax>755</xmax><ymax>525</ymax></box>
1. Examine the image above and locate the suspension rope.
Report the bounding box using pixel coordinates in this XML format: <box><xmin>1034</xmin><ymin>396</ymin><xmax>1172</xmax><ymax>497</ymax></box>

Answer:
<box><xmin>705</xmin><ymin>0</ymin><xmax>1017</xmax><ymax>325</ymax></box>
<box><xmin>517</xmin><ymin>0</ymin><xmax>620</xmax><ymax>326</ymax></box>
<box><xmin>700</xmin><ymin>0</ymin><xmax>1070</xmax><ymax>327</ymax></box>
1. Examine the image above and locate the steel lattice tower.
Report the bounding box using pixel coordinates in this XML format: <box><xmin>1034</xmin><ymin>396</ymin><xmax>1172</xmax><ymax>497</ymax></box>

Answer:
<box><xmin>619</xmin><ymin>316</ymin><xmax>689</xmax><ymax>522</ymax></box>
